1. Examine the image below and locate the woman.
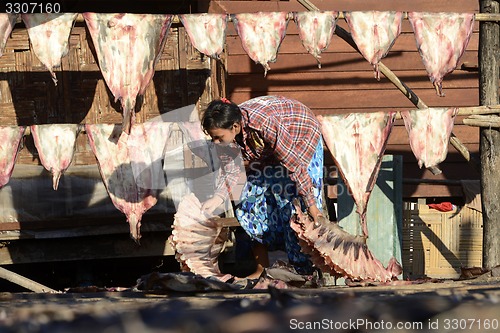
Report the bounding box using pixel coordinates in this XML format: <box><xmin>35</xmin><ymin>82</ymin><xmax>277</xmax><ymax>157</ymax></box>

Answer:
<box><xmin>201</xmin><ymin>95</ymin><xmax>325</xmax><ymax>278</ymax></box>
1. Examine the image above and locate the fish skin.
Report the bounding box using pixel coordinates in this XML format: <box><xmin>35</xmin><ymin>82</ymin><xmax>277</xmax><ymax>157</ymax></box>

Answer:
<box><xmin>409</xmin><ymin>12</ymin><xmax>475</xmax><ymax>96</ymax></box>
<box><xmin>83</xmin><ymin>13</ymin><xmax>172</xmax><ymax>134</ymax></box>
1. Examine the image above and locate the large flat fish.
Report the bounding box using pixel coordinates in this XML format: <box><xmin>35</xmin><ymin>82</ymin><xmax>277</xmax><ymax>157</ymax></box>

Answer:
<box><xmin>345</xmin><ymin>11</ymin><xmax>403</xmax><ymax>80</ymax></box>
<box><xmin>290</xmin><ymin>199</ymin><xmax>402</xmax><ymax>282</ymax></box>
<box><xmin>31</xmin><ymin>124</ymin><xmax>79</xmax><ymax>190</ymax></box>
<box><xmin>401</xmin><ymin>108</ymin><xmax>457</xmax><ymax>175</ymax></box>
<box><xmin>169</xmin><ymin>193</ymin><xmax>232</xmax><ymax>282</ymax></box>
<box><xmin>0</xmin><ymin>126</ymin><xmax>25</xmax><ymax>188</ymax></box>
<box><xmin>21</xmin><ymin>13</ymin><xmax>77</xmax><ymax>84</ymax></box>
<box><xmin>293</xmin><ymin>11</ymin><xmax>337</xmax><ymax>68</ymax></box>
<box><xmin>83</xmin><ymin>13</ymin><xmax>172</xmax><ymax>134</ymax></box>
<box><xmin>409</xmin><ymin>12</ymin><xmax>475</xmax><ymax>97</ymax></box>
<box><xmin>180</xmin><ymin>13</ymin><xmax>228</xmax><ymax>59</ymax></box>
<box><xmin>86</xmin><ymin>122</ymin><xmax>171</xmax><ymax>241</ymax></box>
<box><xmin>0</xmin><ymin>13</ymin><xmax>17</xmax><ymax>57</ymax></box>
<box><xmin>233</xmin><ymin>12</ymin><xmax>289</xmax><ymax>76</ymax></box>
<box><xmin>318</xmin><ymin>112</ymin><xmax>395</xmax><ymax>237</ymax></box>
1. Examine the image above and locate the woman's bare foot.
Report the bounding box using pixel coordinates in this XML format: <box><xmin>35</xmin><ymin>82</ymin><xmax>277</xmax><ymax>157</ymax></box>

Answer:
<box><xmin>233</xmin><ymin>264</ymin><xmax>265</xmax><ymax>281</ymax></box>
<box><xmin>245</xmin><ymin>264</ymin><xmax>265</xmax><ymax>279</ymax></box>
<box><xmin>233</xmin><ymin>242</ymin><xmax>269</xmax><ymax>281</ymax></box>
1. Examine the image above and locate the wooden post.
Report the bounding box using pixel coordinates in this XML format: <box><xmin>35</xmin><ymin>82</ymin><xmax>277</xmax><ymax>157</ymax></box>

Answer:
<box><xmin>479</xmin><ymin>0</ymin><xmax>500</xmax><ymax>269</ymax></box>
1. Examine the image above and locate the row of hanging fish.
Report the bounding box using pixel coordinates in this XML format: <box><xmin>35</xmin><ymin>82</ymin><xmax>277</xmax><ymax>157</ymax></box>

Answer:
<box><xmin>0</xmin><ymin>108</ymin><xmax>456</xmax><ymax>244</ymax></box>
<box><xmin>237</xmin><ymin>11</ymin><xmax>474</xmax><ymax>96</ymax></box>
<box><xmin>0</xmin><ymin>13</ymin><xmax>172</xmax><ymax>135</ymax></box>
<box><xmin>0</xmin><ymin>11</ymin><xmax>474</xmax><ymax>129</ymax></box>
<box><xmin>319</xmin><ymin>107</ymin><xmax>457</xmax><ymax>242</ymax></box>
<box><xmin>0</xmin><ymin>121</ymin><xmax>204</xmax><ymax>242</ymax></box>
<box><xmin>286</xmin><ymin>108</ymin><xmax>456</xmax><ymax>282</ymax></box>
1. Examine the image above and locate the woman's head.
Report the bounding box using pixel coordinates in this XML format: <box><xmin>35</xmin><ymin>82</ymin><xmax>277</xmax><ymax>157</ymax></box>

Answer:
<box><xmin>202</xmin><ymin>98</ymin><xmax>242</xmax><ymax>145</ymax></box>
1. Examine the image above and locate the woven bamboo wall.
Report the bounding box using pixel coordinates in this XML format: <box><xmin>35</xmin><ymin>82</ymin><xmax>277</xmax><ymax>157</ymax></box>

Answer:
<box><xmin>402</xmin><ymin>203</ymin><xmax>483</xmax><ymax>279</ymax></box>
<box><xmin>0</xmin><ymin>21</ymin><xmax>213</xmax><ymax>168</ymax></box>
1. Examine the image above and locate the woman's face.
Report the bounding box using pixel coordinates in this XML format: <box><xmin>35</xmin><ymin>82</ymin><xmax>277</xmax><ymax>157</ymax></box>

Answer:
<box><xmin>207</xmin><ymin>123</ymin><xmax>240</xmax><ymax>145</ymax></box>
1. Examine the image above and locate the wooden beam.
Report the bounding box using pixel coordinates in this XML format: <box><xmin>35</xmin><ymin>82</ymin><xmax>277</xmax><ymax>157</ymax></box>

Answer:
<box><xmin>402</xmin><ymin>178</ymin><xmax>463</xmax><ymax>185</ymax></box>
<box><xmin>476</xmin><ymin>12</ymin><xmax>500</xmax><ymax>21</ymax></box>
<box><xmin>16</xmin><ymin>10</ymin><xmax>500</xmax><ymax>24</ymax></box>
<box><xmin>0</xmin><ymin>233</ymin><xmax>176</xmax><ymax>265</ymax></box>
<box><xmin>218</xmin><ymin>217</ymin><xmax>240</xmax><ymax>227</ymax></box>
<box><xmin>463</xmin><ymin>115</ymin><xmax>500</xmax><ymax>127</ymax></box>
<box><xmin>43</xmin><ymin>12</ymin><xmax>500</xmax><ymax>25</ymax></box>
<box><xmin>0</xmin><ymin>221</ymin><xmax>171</xmax><ymax>239</ymax></box>
<box><xmin>479</xmin><ymin>0</ymin><xmax>500</xmax><ymax>270</ymax></box>
<box><xmin>394</xmin><ymin>105</ymin><xmax>500</xmax><ymax>120</ymax></box>
<box><xmin>402</xmin><ymin>183</ymin><xmax>463</xmax><ymax>198</ymax></box>
<box><xmin>326</xmin><ymin>183</ymin><xmax>465</xmax><ymax>199</ymax></box>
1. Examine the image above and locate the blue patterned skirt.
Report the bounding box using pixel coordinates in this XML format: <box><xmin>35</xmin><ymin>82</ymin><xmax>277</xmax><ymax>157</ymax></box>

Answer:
<box><xmin>235</xmin><ymin>140</ymin><xmax>323</xmax><ymax>274</ymax></box>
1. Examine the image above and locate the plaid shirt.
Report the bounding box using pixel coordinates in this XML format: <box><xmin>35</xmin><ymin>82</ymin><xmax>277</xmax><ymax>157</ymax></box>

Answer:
<box><xmin>215</xmin><ymin>96</ymin><xmax>321</xmax><ymax>207</ymax></box>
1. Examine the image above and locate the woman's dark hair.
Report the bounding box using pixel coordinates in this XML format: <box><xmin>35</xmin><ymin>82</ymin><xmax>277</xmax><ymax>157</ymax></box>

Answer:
<box><xmin>202</xmin><ymin>99</ymin><xmax>242</xmax><ymax>132</ymax></box>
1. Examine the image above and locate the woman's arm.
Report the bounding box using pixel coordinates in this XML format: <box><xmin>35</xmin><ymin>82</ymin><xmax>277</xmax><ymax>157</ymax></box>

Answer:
<box><xmin>261</xmin><ymin>116</ymin><xmax>318</xmax><ymax>207</ymax></box>
<box><xmin>202</xmin><ymin>143</ymin><xmax>243</xmax><ymax>215</ymax></box>
<box><xmin>308</xmin><ymin>204</ymin><xmax>324</xmax><ymax>223</ymax></box>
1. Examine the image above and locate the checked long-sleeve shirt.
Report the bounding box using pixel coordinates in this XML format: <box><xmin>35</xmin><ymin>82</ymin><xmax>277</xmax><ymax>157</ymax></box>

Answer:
<box><xmin>214</xmin><ymin>96</ymin><xmax>321</xmax><ymax>207</ymax></box>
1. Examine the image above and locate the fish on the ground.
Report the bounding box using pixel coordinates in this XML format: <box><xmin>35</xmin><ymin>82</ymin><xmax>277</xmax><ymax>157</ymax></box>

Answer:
<box><xmin>136</xmin><ymin>271</ymin><xmax>238</xmax><ymax>292</ymax></box>
<box><xmin>252</xmin><ymin>260</ymin><xmax>320</xmax><ymax>290</ymax></box>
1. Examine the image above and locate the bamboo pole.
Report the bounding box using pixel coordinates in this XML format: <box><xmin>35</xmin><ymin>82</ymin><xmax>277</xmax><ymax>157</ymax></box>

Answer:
<box><xmin>15</xmin><ymin>12</ymin><xmax>500</xmax><ymax>26</ymax></box>
<box><xmin>394</xmin><ymin>105</ymin><xmax>500</xmax><ymax>120</ymax></box>
<box><xmin>446</xmin><ymin>105</ymin><xmax>500</xmax><ymax>116</ymax></box>
<box><xmin>0</xmin><ymin>266</ymin><xmax>59</xmax><ymax>293</ymax></box>
<box><xmin>466</xmin><ymin>13</ymin><xmax>500</xmax><ymax>21</ymax></box>
<box><xmin>334</xmin><ymin>26</ymin><xmax>428</xmax><ymax>108</ymax></box>
<box><xmin>343</xmin><ymin>12</ymin><xmax>500</xmax><ymax>22</ymax></box>
<box><xmin>463</xmin><ymin>115</ymin><xmax>500</xmax><ymax>127</ymax></box>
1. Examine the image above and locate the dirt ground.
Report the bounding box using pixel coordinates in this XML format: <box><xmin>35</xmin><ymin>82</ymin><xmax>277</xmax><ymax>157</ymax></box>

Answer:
<box><xmin>0</xmin><ymin>275</ymin><xmax>498</xmax><ymax>333</ymax></box>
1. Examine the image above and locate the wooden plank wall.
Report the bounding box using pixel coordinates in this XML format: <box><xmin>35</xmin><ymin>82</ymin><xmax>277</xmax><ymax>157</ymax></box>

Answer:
<box><xmin>212</xmin><ymin>0</ymin><xmax>482</xmax><ymax>198</ymax></box>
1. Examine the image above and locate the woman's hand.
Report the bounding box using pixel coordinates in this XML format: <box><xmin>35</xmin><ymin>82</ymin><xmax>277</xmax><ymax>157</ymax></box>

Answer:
<box><xmin>201</xmin><ymin>196</ymin><xmax>224</xmax><ymax>215</ymax></box>
<box><xmin>308</xmin><ymin>204</ymin><xmax>325</xmax><ymax>224</ymax></box>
